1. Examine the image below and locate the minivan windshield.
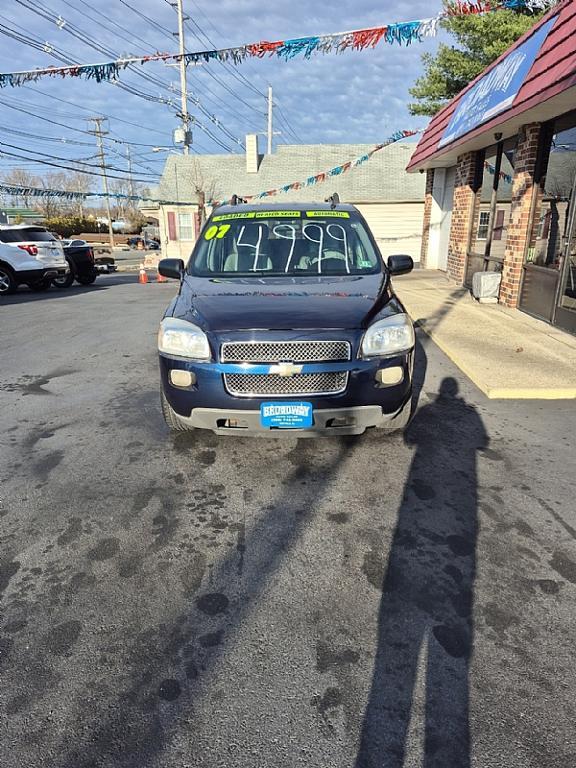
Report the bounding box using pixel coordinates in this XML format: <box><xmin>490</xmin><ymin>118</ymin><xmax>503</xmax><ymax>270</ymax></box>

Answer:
<box><xmin>189</xmin><ymin>210</ymin><xmax>382</xmax><ymax>277</ymax></box>
<box><xmin>0</xmin><ymin>228</ymin><xmax>56</xmax><ymax>243</ymax></box>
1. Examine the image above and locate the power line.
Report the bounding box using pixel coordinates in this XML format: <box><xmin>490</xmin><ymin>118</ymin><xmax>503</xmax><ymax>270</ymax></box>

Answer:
<box><xmin>0</xmin><ymin>139</ymin><xmax>159</xmax><ymax>177</ymax></box>
<box><xmin>0</xmin><ymin>143</ymin><xmax>157</xmax><ymax>183</ymax></box>
<box><xmin>117</xmin><ymin>0</ymin><xmax>265</xmax><ymax>124</ymax></box>
<box><xmin>13</xmin><ymin>0</ymin><xmax>245</xmax><ymax>151</ymax></box>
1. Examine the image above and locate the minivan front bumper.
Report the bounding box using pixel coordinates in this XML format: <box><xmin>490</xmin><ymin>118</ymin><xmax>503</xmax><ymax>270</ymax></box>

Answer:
<box><xmin>160</xmin><ymin>349</ymin><xmax>413</xmax><ymax>435</ymax></box>
<box><xmin>173</xmin><ymin>405</ymin><xmax>395</xmax><ymax>436</ymax></box>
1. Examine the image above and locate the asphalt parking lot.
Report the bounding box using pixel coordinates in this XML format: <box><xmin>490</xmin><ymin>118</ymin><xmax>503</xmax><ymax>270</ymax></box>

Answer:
<box><xmin>1</xmin><ymin>274</ymin><xmax>575</xmax><ymax>768</ymax></box>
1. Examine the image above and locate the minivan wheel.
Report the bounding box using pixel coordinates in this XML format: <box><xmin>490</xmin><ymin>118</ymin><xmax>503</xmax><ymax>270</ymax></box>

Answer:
<box><xmin>161</xmin><ymin>391</ymin><xmax>194</xmax><ymax>432</ymax></box>
<box><xmin>0</xmin><ymin>266</ymin><xmax>17</xmax><ymax>295</ymax></box>
<box><xmin>379</xmin><ymin>397</ymin><xmax>412</xmax><ymax>433</ymax></box>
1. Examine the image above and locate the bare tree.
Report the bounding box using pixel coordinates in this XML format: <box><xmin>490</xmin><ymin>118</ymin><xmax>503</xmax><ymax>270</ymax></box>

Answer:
<box><xmin>2</xmin><ymin>169</ymin><xmax>40</xmax><ymax>208</ymax></box>
<box><xmin>35</xmin><ymin>172</ymin><xmax>70</xmax><ymax>218</ymax></box>
<box><xmin>189</xmin><ymin>159</ymin><xmax>218</xmax><ymax>225</ymax></box>
<box><xmin>66</xmin><ymin>171</ymin><xmax>94</xmax><ymax>217</ymax></box>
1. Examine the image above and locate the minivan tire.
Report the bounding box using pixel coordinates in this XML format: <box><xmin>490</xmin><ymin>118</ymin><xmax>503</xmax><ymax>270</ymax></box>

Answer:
<box><xmin>161</xmin><ymin>391</ymin><xmax>193</xmax><ymax>432</ymax></box>
<box><xmin>0</xmin><ymin>265</ymin><xmax>17</xmax><ymax>295</ymax></box>
<box><xmin>378</xmin><ymin>396</ymin><xmax>412</xmax><ymax>433</ymax></box>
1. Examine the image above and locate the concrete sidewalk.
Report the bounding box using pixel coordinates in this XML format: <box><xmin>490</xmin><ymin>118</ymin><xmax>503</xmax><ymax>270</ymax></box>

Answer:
<box><xmin>393</xmin><ymin>270</ymin><xmax>576</xmax><ymax>399</ymax></box>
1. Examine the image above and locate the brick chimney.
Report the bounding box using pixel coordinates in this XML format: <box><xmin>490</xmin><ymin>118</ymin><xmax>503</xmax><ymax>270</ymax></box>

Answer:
<box><xmin>246</xmin><ymin>134</ymin><xmax>260</xmax><ymax>174</ymax></box>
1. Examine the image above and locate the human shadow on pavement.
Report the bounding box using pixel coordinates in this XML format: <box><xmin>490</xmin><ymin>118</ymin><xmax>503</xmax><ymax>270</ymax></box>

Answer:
<box><xmin>355</xmin><ymin>377</ymin><xmax>489</xmax><ymax>768</ymax></box>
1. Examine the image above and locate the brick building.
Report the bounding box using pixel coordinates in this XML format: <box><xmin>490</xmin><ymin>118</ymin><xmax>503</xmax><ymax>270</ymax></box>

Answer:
<box><xmin>408</xmin><ymin>0</ymin><xmax>576</xmax><ymax>335</ymax></box>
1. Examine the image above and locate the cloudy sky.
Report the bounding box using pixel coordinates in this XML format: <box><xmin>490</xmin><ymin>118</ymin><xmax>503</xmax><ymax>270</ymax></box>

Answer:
<box><xmin>0</xmin><ymin>0</ymin><xmax>448</xmax><ymax>188</ymax></box>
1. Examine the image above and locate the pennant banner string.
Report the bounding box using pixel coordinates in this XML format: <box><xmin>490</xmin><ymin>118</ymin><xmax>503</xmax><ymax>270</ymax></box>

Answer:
<box><xmin>0</xmin><ymin>183</ymin><xmax>193</xmax><ymax>206</ymax></box>
<box><xmin>0</xmin><ymin>0</ymin><xmax>558</xmax><ymax>89</ymax></box>
<box><xmin>209</xmin><ymin>129</ymin><xmax>421</xmax><ymax>207</ymax></box>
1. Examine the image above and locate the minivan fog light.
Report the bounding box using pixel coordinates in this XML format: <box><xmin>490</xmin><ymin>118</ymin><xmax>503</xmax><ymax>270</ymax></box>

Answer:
<box><xmin>170</xmin><ymin>370</ymin><xmax>196</xmax><ymax>388</ymax></box>
<box><xmin>376</xmin><ymin>367</ymin><xmax>404</xmax><ymax>386</ymax></box>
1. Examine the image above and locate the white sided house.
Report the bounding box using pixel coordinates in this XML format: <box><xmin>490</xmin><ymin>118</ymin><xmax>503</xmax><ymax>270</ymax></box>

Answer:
<box><xmin>147</xmin><ymin>136</ymin><xmax>426</xmax><ymax>263</ymax></box>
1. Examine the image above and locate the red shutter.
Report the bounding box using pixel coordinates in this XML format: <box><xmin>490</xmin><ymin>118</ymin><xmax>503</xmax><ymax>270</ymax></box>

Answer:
<box><xmin>167</xmin><ymin>212</ymin><xmax>177</xmax><ymax>241</ymax></box>
<box><xmin>194</xmin><ymin>212</ymin><xmax>201</xmax><ymax>240</ymax></box>
<box><xmin>493</xmin><ymin>209</ymin><xmax>505</xmax><ymax>241</ymax></box>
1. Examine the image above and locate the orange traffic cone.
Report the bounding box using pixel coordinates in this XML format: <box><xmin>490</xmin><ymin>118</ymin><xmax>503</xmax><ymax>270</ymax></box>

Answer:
<box><xmin>138</xmin><ymin>263</ymin><xmax>148</xmax><ymax>284</ymax></box>
<box><xmin>156</xmin><ymin>270</ymin><xmax>167</xmax><ymax>283</ymax></box>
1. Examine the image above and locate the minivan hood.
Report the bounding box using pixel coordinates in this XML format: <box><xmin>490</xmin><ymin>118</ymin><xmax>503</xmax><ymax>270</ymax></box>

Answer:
<box><xmin>174</xmin><ymin>274</ymin><xmax>390</xmax><ymax>331</ymax></box>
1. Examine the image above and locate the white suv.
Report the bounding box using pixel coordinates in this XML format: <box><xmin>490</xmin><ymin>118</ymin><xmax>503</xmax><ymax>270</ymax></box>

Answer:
<box><xmin>0</xmin><ymin>225</ymin><xmax>68</xmax><ymax>294</ymax></box>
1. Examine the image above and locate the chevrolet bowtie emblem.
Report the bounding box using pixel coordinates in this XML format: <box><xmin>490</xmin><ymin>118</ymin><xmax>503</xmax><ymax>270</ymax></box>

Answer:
<box><xmin>269</xmin><ymin>362</ymin><xmax>303</xmax><ymax>377</ymax></box>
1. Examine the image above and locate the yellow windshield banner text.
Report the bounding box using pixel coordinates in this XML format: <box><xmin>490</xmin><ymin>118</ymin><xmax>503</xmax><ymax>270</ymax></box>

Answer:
<box><xmin>212</xmin><ymin>212</ymin><xmax>256</xmax><ymax>221</ymax></box>
<box><xmin>254</xmin><ymin>211</ymin><xmax>301</xmax><ymax>218</ymax></box>
<box><xmin>306</xmin><ymin>211</ymin><xmax>350</xmax><ymax>218</ymax></box>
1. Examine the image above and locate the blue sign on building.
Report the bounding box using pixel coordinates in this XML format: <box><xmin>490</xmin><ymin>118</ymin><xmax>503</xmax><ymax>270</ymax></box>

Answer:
<box><xmin>439</xmin><ymin>17</ymin><xmax>557</xmax><ymax>149</ymax></box>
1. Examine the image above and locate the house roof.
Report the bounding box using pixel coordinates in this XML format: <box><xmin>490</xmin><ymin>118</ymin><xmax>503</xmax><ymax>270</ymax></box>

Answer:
<box><xmin>0</xmin><ymin>207</ymin><xmax>44</xmax><ymax>219</ymax></box>
<box><xmin>154</xmin><ymin>143</ymin><xmax>425</xmax><ymax>205</ymax></box>
<box><xmin>407</xmin><ymin>0</ymin><xmax>576</xmax><ymax>172</ymax></box>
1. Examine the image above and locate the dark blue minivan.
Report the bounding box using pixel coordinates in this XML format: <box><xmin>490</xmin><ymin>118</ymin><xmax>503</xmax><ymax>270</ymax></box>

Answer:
<box><xmin>157</xmin><ymin>202</ymin><xmax>414</xmax><ymax>436</ymax></box>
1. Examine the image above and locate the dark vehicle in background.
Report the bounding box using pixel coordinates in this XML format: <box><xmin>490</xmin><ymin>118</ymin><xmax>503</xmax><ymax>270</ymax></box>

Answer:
<box><xmin>157</xmin><ymin>202</ymin><xmax>415</xmax><ymax>437</ymax></box>
<box><xmin>53</xmin><ymin>241</ymin><xmax>98</xmax><ymax>289</ymax></box>
<box><xmin>126</xmin><ymin>236</ymin><xmax>160</xmax><ymax>250</ymax></box>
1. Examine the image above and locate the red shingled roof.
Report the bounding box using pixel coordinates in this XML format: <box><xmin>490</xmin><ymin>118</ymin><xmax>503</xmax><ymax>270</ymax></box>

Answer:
<box><xmin>407</xmin><ymin>0</ymin><xmax>576</xmax><ymax>171</ymax></box>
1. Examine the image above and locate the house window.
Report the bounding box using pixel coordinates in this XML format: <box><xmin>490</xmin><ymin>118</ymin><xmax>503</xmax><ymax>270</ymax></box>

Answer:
<box><xmin>477</xmin><ymin>211</ymin><xmax>490</xmax><ymax>240</ymax></box>
<box><xmin>178</xmin><ymin>213</ymin><xmax>194</xmax><ymax>240</ymax></box>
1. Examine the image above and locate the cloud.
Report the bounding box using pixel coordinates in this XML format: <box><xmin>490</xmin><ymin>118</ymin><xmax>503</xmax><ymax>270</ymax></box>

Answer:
<box><xmin>0</xmin><ymin>0</ymin><xmax>442</xmax><ymax>179</ymax></box>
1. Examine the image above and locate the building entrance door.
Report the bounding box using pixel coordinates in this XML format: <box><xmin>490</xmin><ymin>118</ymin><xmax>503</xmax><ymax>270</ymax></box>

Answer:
<box><xmin>519</xmin><ymin>171</ymin><xmax>576</xmax><ymax>333</ymax></box>
<box><xmin>518</xmin><ymin>119</ymin><xmax>576</xmax><ymax>335</ymax></box>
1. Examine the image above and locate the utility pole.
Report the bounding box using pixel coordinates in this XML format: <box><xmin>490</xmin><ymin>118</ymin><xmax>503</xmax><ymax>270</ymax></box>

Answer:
<box><xmin>126</xmin><ymin>146</ymin><xmax>135</xmax><ymax>199</ymax></box>
<box><xmin>174</xmin><ymin>0</ymin><xmax>191</xmax><ymax>154</ymax></box>
<box><xmin>88</xmin><ymin>117</ymin><xmax>115</xmax><ymax>252</ymax></box>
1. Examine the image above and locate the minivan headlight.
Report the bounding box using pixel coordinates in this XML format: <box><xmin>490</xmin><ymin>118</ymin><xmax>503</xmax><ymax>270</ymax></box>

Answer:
<box><xmin>361</xmin><ymin>313</ymin><xmax>414</xmax><ymax>358</ymax></box>
<box><xmin>158</xmin><ymin>318</ymin><xmax>211</xmax><ymax>360</ymax></box>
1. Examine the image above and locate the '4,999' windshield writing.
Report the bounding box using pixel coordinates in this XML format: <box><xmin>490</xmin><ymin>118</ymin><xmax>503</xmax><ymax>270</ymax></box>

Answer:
<box><xmin>190</xmin><ymin>212</ymin><xmax>381</xmax><ymax>277</ymax></box>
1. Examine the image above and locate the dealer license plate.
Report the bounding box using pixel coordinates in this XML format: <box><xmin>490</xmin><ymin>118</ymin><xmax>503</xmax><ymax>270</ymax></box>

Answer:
<box><xmin>260</xmin><ymin>401</ymin><xmax>313</xmax><ymax>429</ymax></box>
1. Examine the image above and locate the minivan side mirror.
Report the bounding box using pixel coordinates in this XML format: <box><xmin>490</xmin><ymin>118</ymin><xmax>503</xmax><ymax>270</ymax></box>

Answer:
<box><xmin>387</xmin><ymin>254</ymin><xmax>414</xmax><ymax>276</ymax></box>
<box><xmin>158</xmin><ymin>258</ymin><xmax>184</xmax><ymax>280</ymax></box>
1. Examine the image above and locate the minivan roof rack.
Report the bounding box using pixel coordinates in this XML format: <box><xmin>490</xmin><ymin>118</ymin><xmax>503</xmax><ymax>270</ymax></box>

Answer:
<box><xmin>325</xmin><ymin>193</ymin><xmax>340</xmax><ymax>209</ymax></box>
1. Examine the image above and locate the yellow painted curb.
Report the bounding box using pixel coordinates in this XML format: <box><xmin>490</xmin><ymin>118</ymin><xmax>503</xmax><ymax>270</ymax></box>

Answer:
<box><xmin>416</xmin><ymin>323</ymin><xmax>576</xmax><ymax>401</ymax></box>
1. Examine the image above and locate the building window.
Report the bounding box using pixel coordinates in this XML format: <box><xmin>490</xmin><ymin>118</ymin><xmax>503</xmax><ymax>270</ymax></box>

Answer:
<box><xmin>477</xmin><ymin>211</ymin><xmax>490</xmax><ymax>240</ymax></box>
<box><xmin>178</xmin><ymin>213</ymin><xmax>194</xmax><ymax>240</ymax></box>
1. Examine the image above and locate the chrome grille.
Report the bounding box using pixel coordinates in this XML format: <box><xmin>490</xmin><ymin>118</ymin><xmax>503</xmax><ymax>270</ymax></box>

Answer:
<box><xmin>221</xmin><ymin>340</ymin><xmax>350</xmax><ymax>363</ymax></box>
<box><xmin>224</xmin><ymin>371</ymin><xmax>348</xmax><ymax>397</ymax></box>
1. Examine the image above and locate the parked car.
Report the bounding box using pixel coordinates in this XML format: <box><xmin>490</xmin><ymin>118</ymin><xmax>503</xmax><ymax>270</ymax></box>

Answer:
<box><xmin>0</xmin><ymin>225</ymin><xmax>68</xmax><ymax>294</ymax></box>
<box><xmin>52</xmin><ymin>241</ymin><xmax>98</xmax><ymax>289</ymax></box>
<box><xmin>61</xmin><ymin>238</ymin><xmax>88</xmax><ymax>248</ymax></box>
<box><xmin>94</xmin><ymin>255</ymin><xmax>117</xmax><ymax>274</ymax></box>
<box><xmin>157</xmin><ymin>201</ymin><xmax>414</xmax><ymax>436</ymax></box>
<box><xmin>126</xmin><ymin>236</ymin><xmax>160</xmax><ymax>250</ymax></box>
